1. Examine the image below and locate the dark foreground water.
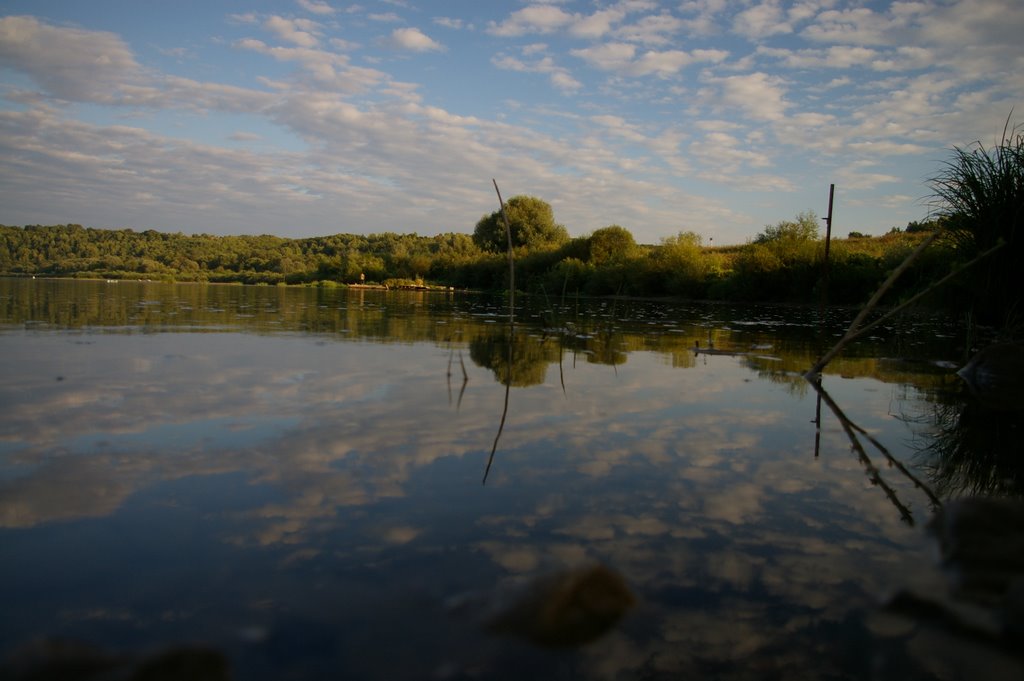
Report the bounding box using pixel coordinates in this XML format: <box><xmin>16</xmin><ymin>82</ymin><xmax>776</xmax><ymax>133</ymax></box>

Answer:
<box><xmin>0</xmin><ymin>279</ymin><xmax>1020</xmax><ymax>680</ymax></box>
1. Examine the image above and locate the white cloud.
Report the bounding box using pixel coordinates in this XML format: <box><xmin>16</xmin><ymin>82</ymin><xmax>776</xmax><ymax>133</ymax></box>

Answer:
<box><xmin>488</xmin><ymin>2</ymin><xmax>661</xmax><ymax>41</ymax></box>
<box><xmin>835</xmin><ymin>160</ymin><xmax>902</xmax><ymax>189</ymax></box>
<box><xmin>571</xmin><ymin>42</ymin><xmax>726</xmax><ymax>77</ymax></box>
<box><xmin>228</xmin><ymin>13</ymin><xmax>259</xmax><ymax>25</ymax></box>
<box><xmin>758</xmin><ymin>45</ymin><xmax>879</xmax><ymax>69</ymax></box>
<box><xmin>549</xmin><ymin>70</ymin><xmax>583</xmax><ymax>93</ymax></box>
<box><xmin>569</xmin><ymin>7</ymin><xmax>626</xmax><ymax>39</ymax></box>
<box><xmin>714</xmin><ymin>72</ymin><xmax>790</xmax><ymax>121</ymax></box>
<box><xmin>229</xmin><ymin>131</ymin><xmax>263</xmax><ymax>142</ymax></box>
<box><xmin>296</xmin><ymin>0</ymin><xmax>335</xmax><ymax>15</ymax></box>
<box><xmin>848</xmin><ymin>140</ymin><xmax>928</xmax><ymax>155</ymax></box>
<box><xmin>493</xmin><ymin>51</ymin><xmax>582</xmax><ymax>94</ymax></box>
<box><xmin>387</xmin><ymin>27</ymin><xmax>444</xmax><ymax>52</ymax></box>
<box><xmin>733</xmin><ymin>0</ymin><xmax>792</xmax><ymax>39</ymax></box>
<box><xmin>613</xmin><ymin>13</ymin><xmax>686</xmax><ymax>46</ymax></box>
<box><xmin>235</xmin><ymin>39</ymin><xmax>387</xmax><ymax>93</ymax></box>
<box><xmin>802</xmin><ymin>6</ymin><xmax>899</xmax><ymax>46</ymax></box>
<box><xmin>570</xmin><ymin>42</ymin><xmax>637</xmax><ymax>72</ymax></box>
<box><xmin>678</xmin><ymin>0</ymin><xmax>730</xmax><ymax>36</ymax></box>
<box><xmin>870</xmin><ymin>46</ymin><xmax>934</xmax><ymax>72</ymax></box>
<box><xmin>631</xmin><ymin>50</ymin><xmax>695</xmax><ymax>78</ymax></box>
<box><xmin>265</xmin><ymin>16</ymin><xmax>321</xmax><ymax>48</ymax></box>
<box><xmin>433</xmin><ymin>17</ymin><xmax>467</xmax><ymax>30</ymax></box>
<box><xmin>0</xmin><ymin>15</ymin><xmax>142</xmax><ymax>103</ymax></box>
<box><xmin>487</xmin><ymin>4</ymin><xmax>576</xmax><ymax>36</ymax></box>
<box><xmin>591</xmin><ymin>114</ymin><xmax>647</xmax><ymax>143</ymax></box>
<box><xmin>689</xmin><ymin>131</ymin><xmax>773</xmax><ymax>173</ymax></box>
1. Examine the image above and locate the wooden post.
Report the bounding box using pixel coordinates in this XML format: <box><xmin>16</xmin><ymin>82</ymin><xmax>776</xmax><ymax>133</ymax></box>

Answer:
<box><xmin>818</xmin><ymin>184</ymin><xmax>835</xmax><ymax>319</ymax></box>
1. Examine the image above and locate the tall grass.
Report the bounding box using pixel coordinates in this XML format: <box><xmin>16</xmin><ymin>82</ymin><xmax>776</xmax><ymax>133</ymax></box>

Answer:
<box><xmin>929</xmin><ymin>121</ymin><xmax>1024</xmax><ymax>330</ymax></box>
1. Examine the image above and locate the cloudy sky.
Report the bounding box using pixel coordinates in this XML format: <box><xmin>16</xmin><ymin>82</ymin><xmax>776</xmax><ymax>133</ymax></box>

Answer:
<box><xmin>1</xmin><ymin>1</ymin><xmax>1021</xmax><ymax>244</ymax></box>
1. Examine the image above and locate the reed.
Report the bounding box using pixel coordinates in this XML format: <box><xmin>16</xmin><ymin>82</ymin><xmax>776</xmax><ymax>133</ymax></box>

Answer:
<box><xmin>928</xmin><ymin>117</ymin><xmax>1024</xmax><ymax>329</ymax></box>
<box><xmin>483</xmin><ymin>180</ymin><xmax>516</xmax><ymax>484</ymax></box>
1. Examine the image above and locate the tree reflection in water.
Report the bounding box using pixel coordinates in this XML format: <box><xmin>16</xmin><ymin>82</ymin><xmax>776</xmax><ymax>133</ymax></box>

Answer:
<box><xmin>470</xmin><ymin>330</ymin><xmax>553</xmax><ymax>388</ymax></box>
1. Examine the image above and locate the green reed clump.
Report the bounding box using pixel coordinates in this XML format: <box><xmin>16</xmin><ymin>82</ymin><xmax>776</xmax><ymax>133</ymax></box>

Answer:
<box><xmin>929</xmin><ymin>122</ymin><xmax>1024</xmax><ymax>330</ymax></box>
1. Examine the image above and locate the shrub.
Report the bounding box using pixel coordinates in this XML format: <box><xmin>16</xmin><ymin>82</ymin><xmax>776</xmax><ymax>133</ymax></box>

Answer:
<box><xmin>753</xmin><ymin>211</ymin><xmax>820</xmax><ymax>244</ymax></box>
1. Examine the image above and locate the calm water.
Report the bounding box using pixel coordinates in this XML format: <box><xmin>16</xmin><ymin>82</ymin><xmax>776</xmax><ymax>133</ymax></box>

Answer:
<box><xmin>0</xmin><ymin>279</ymin><xmax>1015</xmax><ymax>679</ymax></box>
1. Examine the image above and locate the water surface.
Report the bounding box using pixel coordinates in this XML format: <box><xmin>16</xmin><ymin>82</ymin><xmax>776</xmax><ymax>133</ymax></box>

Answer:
<box><xmin>0</xmin><ymin>279</ymin><xmax>1012</xmax><ymax>680</ymax></box>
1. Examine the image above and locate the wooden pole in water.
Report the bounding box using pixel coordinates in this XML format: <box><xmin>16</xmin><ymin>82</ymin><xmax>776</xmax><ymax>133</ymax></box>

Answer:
<box><xmin>493</xmin><ymin>179</ymin><xmax>514</xmax><ymax>324</ymax></box>
<box><xmin>818</xmin><ymin>183</ymin><xmax>835</xmax><ymax>320</ymax></box>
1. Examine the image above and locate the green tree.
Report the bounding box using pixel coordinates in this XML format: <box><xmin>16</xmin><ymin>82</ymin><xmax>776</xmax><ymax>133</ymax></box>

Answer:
<box><xmin>472</xmin><ymin>195</ymin><xmax>569</xmax><ymax>253</ymax></box>
<box><xmin>588</xmin><ymin>225</ymin><xmax>637</xmax><ymax>265</ymax></box>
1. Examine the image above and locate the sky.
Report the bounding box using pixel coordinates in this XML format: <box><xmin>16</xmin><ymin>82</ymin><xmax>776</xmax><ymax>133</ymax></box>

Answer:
<box><xmin>0</xmin><ymin>1</ymin><xmax>1022</xmax><ymax>245</ymax></box>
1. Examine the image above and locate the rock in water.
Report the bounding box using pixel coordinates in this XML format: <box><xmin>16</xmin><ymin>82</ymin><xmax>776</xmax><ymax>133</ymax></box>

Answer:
<box><xmin>484</xmin><ymin>564</ymin><xmax>635</xmax><ymax>648</ymax></box>
<box><xmin>957</xmin><ymin>343</ymin><xmax>1024</xmax><ymax>410</ymax></box>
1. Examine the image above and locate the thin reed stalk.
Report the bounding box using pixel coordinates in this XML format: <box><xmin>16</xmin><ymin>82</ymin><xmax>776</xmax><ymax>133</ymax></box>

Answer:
<box><xmin>493</xmin><ymin>179</ymin><xmax>515</xmax><ymax>324</ymax></box>
<box><xmin>483</xmin><ymin>180</ymin><xmax>517</xmax><ymax>485</ymax></box>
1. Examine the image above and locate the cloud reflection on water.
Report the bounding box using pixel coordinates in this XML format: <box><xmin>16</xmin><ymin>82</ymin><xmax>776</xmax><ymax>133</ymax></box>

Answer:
<box><xmin>0</xmin><ymin>291</ymin><xmax>990</xmax><ymax>679</ymax></box>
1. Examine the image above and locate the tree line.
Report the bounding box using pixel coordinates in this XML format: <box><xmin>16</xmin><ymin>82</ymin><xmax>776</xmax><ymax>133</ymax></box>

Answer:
<box><xmin>4</xmin><ymin>124</ymin><xmax>1021</xmax><ymax>324</ymax></box>
<box><xmin>5</xmin><ymin>117</ymin><xmax>1023</xmax><ymax>325</ymax></box>
<box><xmin>0</xmin><ymin>209</ymin><xmax>962</xmax><ymax>303</ymax></box>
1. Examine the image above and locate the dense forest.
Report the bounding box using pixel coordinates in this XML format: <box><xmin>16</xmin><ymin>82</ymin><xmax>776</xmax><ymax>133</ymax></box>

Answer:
<box><xmin>0</xmin><ymin>211</ymin><xmax>953</xmax><ymax>308</ymax></box>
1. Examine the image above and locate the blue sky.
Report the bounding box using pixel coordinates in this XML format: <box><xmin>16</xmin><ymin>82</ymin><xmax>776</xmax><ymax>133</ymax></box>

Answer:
<box><xmin>1</xmin><ymin>1</ymin><xmax>1021</xmax><ymax>245</ymax></box>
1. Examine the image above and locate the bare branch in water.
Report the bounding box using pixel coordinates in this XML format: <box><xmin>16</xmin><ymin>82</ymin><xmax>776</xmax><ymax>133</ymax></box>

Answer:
<box><xmin>809</xmin><ymin>378</ymin><xmax>934</xmax><ymax>524</ymax></box>
<box><xmin>806</xmin><ymin>232</ymin><xmax>938</xmax><ymax>378</ymax></box>
<box><xmin>848</xmin><ymin>418</ymin><xmax>942</xmax><ymax>510</ymax></box>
